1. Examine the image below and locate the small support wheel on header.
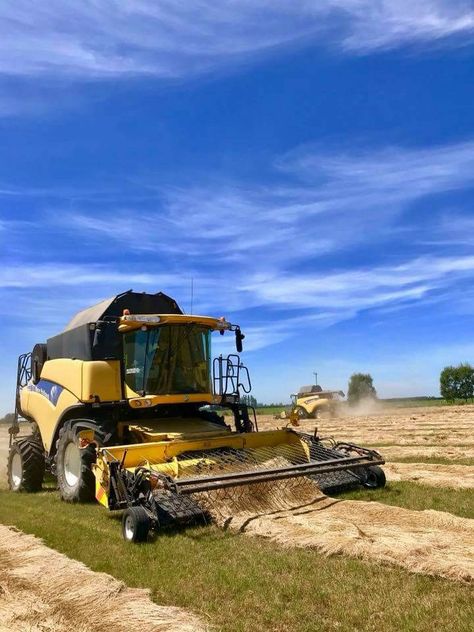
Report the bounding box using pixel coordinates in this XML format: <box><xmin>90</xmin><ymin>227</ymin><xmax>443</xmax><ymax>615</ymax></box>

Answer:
<box><xmin>122</xmin><ymin>506</ymin><xmax>151</xmax><ymax>543</ymax></box>
<box><xmin>363</xmin><ymin>465</ymin><xmax>386</xmax><ymax>489</ymax></box>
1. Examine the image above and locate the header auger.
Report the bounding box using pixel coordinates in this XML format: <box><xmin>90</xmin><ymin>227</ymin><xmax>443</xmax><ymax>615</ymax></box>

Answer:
<box><xmin>8</xmin><ymin>290</ymin><xmax>385</xmax><ymax>542</ymax></box>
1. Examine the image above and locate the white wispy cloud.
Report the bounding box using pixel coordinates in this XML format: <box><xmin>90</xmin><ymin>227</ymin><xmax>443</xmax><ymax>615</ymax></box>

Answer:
<box><xmin>63</xmin><ymin>140</ymin><xmax>474</xmax><ymax>263</ymax></box>
<box><xmin>0</xmin><ymin>264</ymin><xmax>171</xmax><ymax>289</ymax></box>
<box><xmin>421</xmin><ymin>212</ymin><xmax>474</xmax><ymax>247</ymax></box>
<box><xmin>241</xmin><ymin>255</ymin><xmax>474</xmax><ymax>311</ymax></box>
<box><xmin>0</xmin><ymin>1</ymin><xmax>472</xmax><ymax>80</ymax></box>
<box><xmin>3</xmin><ymin>139</ymin><xmax>474</xmax><ymax>352</ymax></box>
<box><xmin>341</xmin><ymin>0</ymin><xmax>474</xmax><ymax>51</ymax></box>
<box><xmin>278</xmin><ymin>140</ymin><xmax>474</xmax><ymax>195</ymax></box>
<box><xmin>2</xmin><ymin>251</ymin><xmax>474</xmax><ymax>347</ymax></box>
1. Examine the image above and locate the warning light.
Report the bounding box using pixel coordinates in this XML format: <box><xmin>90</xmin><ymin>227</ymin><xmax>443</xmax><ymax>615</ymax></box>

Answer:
<box><xmin>219</xmin><ymin>316</ymin><xmax>226</xmax><ymax>335</ymax></box>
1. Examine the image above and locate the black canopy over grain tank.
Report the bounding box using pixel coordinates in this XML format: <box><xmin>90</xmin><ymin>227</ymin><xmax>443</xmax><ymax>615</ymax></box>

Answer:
<box><xmin>46</xmin><ymin>290</ymin><xmax>182</xmax><ymax>362</ymax></box>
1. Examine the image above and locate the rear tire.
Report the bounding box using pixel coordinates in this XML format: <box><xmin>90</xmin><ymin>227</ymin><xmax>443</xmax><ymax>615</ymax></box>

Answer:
<box><xmin>363</xmin><ymin>465</ymin><xmax>386</xmax><ymax>489</ymax></box>
<box><xmin>56</xmin><ymin>425</ymin><xmax>96</xmax><ymax>502</ymax></box>
<box><xmin>7</xmin><ymin>437</ymin><xmax>45</xmax><ymax>492</ymax></box>
<box><xmin>122</xmin><ymin>507</ymin><xmax>151</xmax><ymax>543</ymax></box>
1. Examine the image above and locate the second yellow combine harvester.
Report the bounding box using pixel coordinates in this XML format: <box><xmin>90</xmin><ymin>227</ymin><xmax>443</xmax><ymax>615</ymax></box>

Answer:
<box><xmin>290</xmin><ymin>385</ymin><xmax>345</xmax><ymax>420</ymax></box>
<box><xmin>8</xmin><ymin>291</ymin><xmax>385</xmax><ymax>542</ymax></box>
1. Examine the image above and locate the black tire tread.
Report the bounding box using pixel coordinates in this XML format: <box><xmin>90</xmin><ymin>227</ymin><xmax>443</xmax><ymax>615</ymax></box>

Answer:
<box><xmin>8</xmin><ymin>436</ymin><xmax>45</xmax><ymax>492</ymax></box>
<box><xmin>363</xmin><ymin>465</ymin><xmax>386</xmax><ymax>489</ymax></box>
<box><xmin>56</xmin><ymin>425</ymin><xmax>96</xmax><ymax>503</ymax></box>
<box><xmin>294</xmin><ymin>406</ymin><xmax>307</xmax><ymax>420</ymax></box>
<box><xmin>122</xmin><ymin>507</ymin><xmax>151</xmax><ymax>543</ymax></box>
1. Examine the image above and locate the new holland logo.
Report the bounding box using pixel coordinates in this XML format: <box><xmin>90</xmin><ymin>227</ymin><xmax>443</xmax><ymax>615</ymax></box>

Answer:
<box><xmin>27</xmin><ymin>380</ymin><xmax>64</xmax><ymax>406</ymax></box>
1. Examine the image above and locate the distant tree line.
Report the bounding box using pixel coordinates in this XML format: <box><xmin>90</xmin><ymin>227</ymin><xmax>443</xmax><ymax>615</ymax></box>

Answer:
<box><xmin>240</xmin><ymin>397</ymin><xmax>289</xmax><ymax>409</ymax></box>
<box><xmin>240</xmin><ymin>395</ymin><xmax>259</xmax><ymax>408</ymax></box>
<box><xmin>0</xmin><ymin>412</ymin><xmax>14</xmax><ymax>424</ymax></box>
<box><xmin>440</xmin><ymin>363</ymin><xmax>474</xmax><ymax>402</ymax></box>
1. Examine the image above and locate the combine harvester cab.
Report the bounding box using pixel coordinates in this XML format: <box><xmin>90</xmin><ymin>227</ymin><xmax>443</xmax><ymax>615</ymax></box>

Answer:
<box><xmin>8</xmin><ymin>290</ymin><xmax>385</xmax><ymax>542</ymax></box>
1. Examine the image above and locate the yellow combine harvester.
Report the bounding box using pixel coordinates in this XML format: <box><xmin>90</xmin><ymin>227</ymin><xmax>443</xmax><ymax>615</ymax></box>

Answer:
<box><xmin>8</xmin><ymin>291</ymin><xmax>385</xmax><ymax>542</ymax></box>
<box><xmin>291</xmin><ymin>385</ymin><xmax>345</xmax><ymax>420</ymax></box>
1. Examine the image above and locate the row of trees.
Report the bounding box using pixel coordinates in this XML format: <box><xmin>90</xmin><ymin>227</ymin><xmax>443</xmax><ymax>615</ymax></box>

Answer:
<box><xmin>240</xmin><ymin>395</ymin><xmax>259</xmax><ymax>408</ymax></box>
<box><xmin>346</xmin><ymin>364</ymin><xmax>474</xmax><ymax>404</ymax></box>
<box><xmin>346</xmin><ymin>366</ymin><xmax>474</xmax><ymax>405</ymax></box>
<box><xmin>440</xmin><ymin>363</ymin><xmax>474</xmax><ymax>402</ymax></box>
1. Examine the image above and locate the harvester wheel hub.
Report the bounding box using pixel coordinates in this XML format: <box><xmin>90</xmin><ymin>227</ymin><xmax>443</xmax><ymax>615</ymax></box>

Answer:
<box><xmin>64</xmin><ymin>442</ymin><xmax>81</xmax><ymax>487</ymax></box>
<box><xmin>10</xmin><ymin>452</ymin><xmax>22</xmax><ymax>490</ymax></box>
<box><xmin>124</xmin><ymin>515</ymin><xmax>135</xmax><ymax>541</ymax></box>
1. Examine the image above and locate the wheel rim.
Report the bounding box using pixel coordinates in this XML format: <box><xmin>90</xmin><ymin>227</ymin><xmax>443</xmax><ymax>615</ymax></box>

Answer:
<box><xmin>124</xmin><ymin>515</ymin><xmax>135</xmax><ymax>541</ymax></box>
<box><xmin>365</xmin><ymin>471</ymin><xmax>377</xmax><ymax>488</ymax></box>
<box><xmin>64</xmin><ymin>442</ymin><xmax>81</xmax><ymax>487</ymax></box>
<box><xmin>10</xmin><ymin>452</ymin><xmax>22</xmax><ymax>490</ymax></box>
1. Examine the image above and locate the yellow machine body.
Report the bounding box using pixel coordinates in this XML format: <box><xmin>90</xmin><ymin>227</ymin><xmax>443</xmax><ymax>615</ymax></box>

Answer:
<box><xmin>19</xmin><ymin>359</ymin><xmax>122</xmax><ymax>451</ymax></box>
<box><xmin>19</xmin><ymin>312</ymin><xmax>233</xmax><ymax>452</ymax></box>
<box><xmin>295</xmin><ymin>395</ymin><xmax>333</xmax><ymax>417</ymax></box>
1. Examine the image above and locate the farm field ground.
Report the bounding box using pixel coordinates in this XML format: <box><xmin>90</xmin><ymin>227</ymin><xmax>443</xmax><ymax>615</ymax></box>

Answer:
<box><xmin>1</xmin><ymin>403</ymin><xmax>474</xmax><ymax>631</ymax></box>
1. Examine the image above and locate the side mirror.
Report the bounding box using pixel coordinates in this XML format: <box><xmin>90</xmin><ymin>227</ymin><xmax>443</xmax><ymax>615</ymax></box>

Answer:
<box><xmin>32</xmin><ymin>359</ymin><xmax>40</xmax><ymax>384</ymax></box>
<box><xmin>31</xmin><ymin>343</ymin><xmax>47</xmax><ymax>385</ymax></box>
<box><xmin>92</xmin><ymin>327</ymin><xmax>102</xmax><ymax>347</ymax></box>
<box><xmin>235</xmin><ymin>327</ymin><xmax>245</xmax><ymax>353</ymax></box>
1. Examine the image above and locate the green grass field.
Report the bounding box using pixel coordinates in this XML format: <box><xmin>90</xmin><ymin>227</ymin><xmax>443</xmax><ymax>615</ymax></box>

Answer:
<box><xmin>379</xmin><ymin>398</ymin><xmax>449</xmax><ymax>407</ymax></box>
<box><xmin>1</xmin><ymin>483</ymin><xmax>473</xmax><ymax>632</ymax></box>
<box><xmin>339</xmin><ymin>482</ymin><xmax>474</xmax><ymax>519</ymax></box>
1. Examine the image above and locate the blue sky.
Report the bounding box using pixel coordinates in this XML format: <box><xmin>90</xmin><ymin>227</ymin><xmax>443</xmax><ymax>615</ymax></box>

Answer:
<box><xmin>1</xmin><ymin>1</ymin><xmax>474</xmax><ymax>413</ymax></box>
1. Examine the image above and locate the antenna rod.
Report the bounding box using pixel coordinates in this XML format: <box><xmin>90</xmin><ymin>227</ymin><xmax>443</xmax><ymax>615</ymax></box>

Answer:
<box><xmin>190</xmin><ymin>277</ymin><xmax>194</xmax><ymax>315</ymax></box>
<box><xmin>313</xmin><ymin>371</ymin><xmax>318</xmax><ymax>385</ymax></box>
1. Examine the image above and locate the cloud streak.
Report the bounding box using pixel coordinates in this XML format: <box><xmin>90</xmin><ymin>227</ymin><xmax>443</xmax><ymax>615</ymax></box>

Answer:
<box><xmin>60</xmin><ymin>140</ymin><xmax>474</xmax><ymax>265</ymax></box>
<box><xmin>242</xmin><ymin>256</ymin><xmax>474</xmax><ymax>311</ymax></box>
<box><xmin>0</xmin><ymin>1</ymin><xmax>472</xmax><ymax>80</ymax></box>
<box><xmin>2</xmin><ymin>139</ymin><xmax>474</xmax><ymax>352</ymax></box>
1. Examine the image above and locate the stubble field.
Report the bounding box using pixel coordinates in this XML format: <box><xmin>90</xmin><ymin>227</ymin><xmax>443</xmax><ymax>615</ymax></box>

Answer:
<box><xmin>0</xmin><ymin>403</ymin><xmax>473</xmax><ymax>631</ymax></box>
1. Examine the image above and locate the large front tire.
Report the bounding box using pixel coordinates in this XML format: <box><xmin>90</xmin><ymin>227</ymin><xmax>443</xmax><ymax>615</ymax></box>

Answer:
<box><xmin>7</xmin><ymin>437</ymin><xmax>45</xmax><ymax>492</ymax></box>
<box><xmin>56</xmin><ymin>426</ymin><xmax>96</xmax><ymax>502</ymax></box>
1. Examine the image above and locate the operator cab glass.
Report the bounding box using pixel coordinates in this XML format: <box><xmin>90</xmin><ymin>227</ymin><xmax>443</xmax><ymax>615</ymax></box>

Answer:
<box><xmin>123</xmin><ymin>324</ymin><xmax>212</xmax><ymax>395</ymax></box>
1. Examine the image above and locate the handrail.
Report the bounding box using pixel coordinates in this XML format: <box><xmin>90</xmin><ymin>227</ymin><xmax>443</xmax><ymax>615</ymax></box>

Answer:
<box><xmin>213</xmin><ymin>354</ymin><xmax>252</xmax><ymax>398</ymax></box>
<box><xmin>10</xmin><ymin>352</ymin><xmax>32</xmax><ymax>446</ymax></box>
